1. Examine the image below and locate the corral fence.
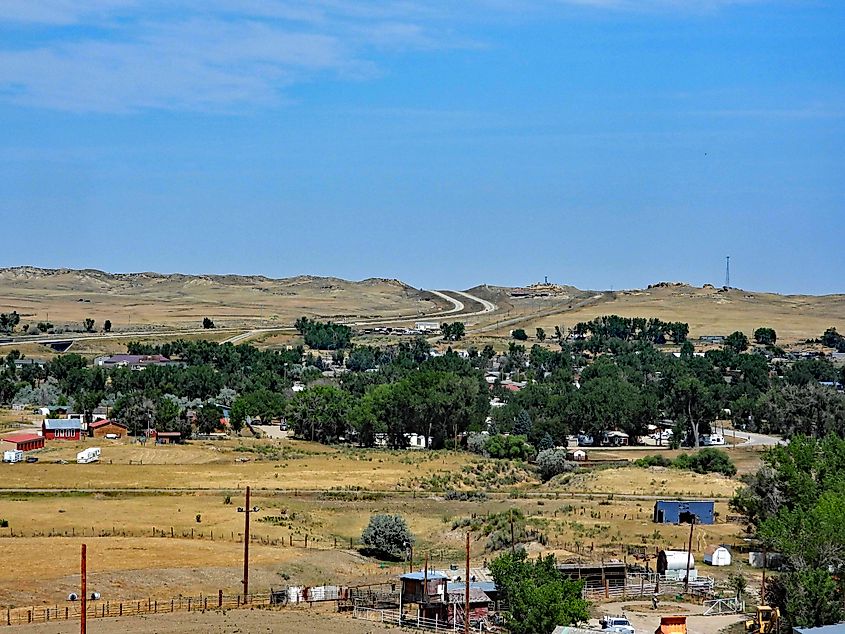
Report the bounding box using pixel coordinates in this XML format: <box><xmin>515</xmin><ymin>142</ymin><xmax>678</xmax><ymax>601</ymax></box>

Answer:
<box><xmin>0</xmin><ymin>586</ymin><xmax>346</xmax><ymax>628</ymax></box>
<box><xmin>581</xmin><ymin>574</ymin><xmax>716</xmax><ymax>602</ymax></box>
<box><xmin>352</xmin><ymin>606</ymin><xmax>492</xmax><ymax>632</ymax></box>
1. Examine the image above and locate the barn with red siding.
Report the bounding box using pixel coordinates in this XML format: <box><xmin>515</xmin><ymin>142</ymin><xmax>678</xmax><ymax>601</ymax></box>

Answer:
<box><xmin>1</xmin><ymin>432</ymin><xmax>45</xmax><ymax>452</ymax></box>
<box><xmin>42</xmin><ymin>419</ymin><xmax>82</xmax><ymax>440</ymax></box>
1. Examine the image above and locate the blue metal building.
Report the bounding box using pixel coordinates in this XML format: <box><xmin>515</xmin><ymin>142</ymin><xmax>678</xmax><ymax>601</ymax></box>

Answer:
<box><xmin>653</xmin><ymin>500</ymin><xmax>715</xmax><ymax>525</ymax></box>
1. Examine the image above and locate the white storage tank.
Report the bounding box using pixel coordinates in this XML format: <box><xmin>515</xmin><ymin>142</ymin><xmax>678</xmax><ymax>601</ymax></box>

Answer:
<box><xmin>657</xmin><ymin>550</ymin><xmax>698</xmax><ymax>580</ymax></box>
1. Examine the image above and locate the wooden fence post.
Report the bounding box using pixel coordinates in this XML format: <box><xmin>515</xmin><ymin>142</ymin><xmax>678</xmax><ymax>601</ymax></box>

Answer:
<box><xmin>219</xmin><ymin>590</ymin><xmax>223</xmax><ymax>608</ymax></box>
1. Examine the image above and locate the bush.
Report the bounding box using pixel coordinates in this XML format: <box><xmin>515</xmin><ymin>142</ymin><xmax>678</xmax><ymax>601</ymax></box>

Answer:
<box><xmin>511</xmin><ymin>329</ymin><xmax>528</xmax><ymax>341</ymax></box>
<box><xmin>361</xmin><ymin>514</ymin><xmax>413</xmax><ymax>559</ymax></box>
<box><xmin>467</xmin><ymin>432</ymin><xmax>488</xmax><ymax>455</ymax></box>
<box><xmin>536</xmin><ymin>448</ymin><xmax>576</xmax><ymax>481</ymax></box>
<box><xmin>673</xmin><ymin>448</ymin><xmax>736</xmax><ymax>476</ymax></box>
<box><xmin>634</xmin><ymin>454</ymin><xmax>672</xmax><ymax>468</ymax></box>
<box><xmin>485</xmin><ymin>434</ymin><xmax>533</xmax><ymax>460</ymax></box>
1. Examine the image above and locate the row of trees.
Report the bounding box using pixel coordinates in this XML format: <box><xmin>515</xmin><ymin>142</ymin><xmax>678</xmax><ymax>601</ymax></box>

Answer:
<box><xmin>294</xmin><ymin>317</ymin><xmax>352</xmax><ymax>349</ymax></box>
<box><xmin>573</xmin><ymin>315</ymin><xmax>689</xmax><ymax>344</ymax></box>
<box><xmin>1</xmin><ymin>312</ymin><xmax>111</xmax><ymax>335</ymax></box>
<box><xmin>2</xmin><ymin>317</ymin><xmax>844</xmax><ymax>448</ymax></box>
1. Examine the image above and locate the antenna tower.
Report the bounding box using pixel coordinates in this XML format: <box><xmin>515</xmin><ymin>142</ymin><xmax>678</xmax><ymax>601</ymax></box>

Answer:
<box><xmin>725</xmin><ymin>256</ymin><xmax>730</xmax><ymax>288</ymax></box>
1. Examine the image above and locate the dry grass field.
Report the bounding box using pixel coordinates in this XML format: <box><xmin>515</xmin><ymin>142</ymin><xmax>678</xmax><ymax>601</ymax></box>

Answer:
<box><xmin>468</xmin><ymin>283</ymin><xmax>844</xmax><ymax>344</ymax></box>
<box><xmin>0</xmin><ymin>267</ymin><xmax>447</xmax><ymax>332</ymax></box>
<box><xmin>0</xmin><ymin>430</ymin><xmax>763</xmax><ymax>607</ymax></box>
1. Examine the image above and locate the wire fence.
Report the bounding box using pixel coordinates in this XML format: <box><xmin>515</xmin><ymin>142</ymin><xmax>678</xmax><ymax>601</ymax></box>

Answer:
<box><xmin>1</xmin><ymin>586</ymin><xmax>351</xmax><ymax>628</ymax></box>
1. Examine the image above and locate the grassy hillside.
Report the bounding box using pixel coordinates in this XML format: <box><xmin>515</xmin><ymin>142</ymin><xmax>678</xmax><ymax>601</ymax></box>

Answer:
<box><xmin>0</xmin><ymin>267</ymin><xmax>446</xmax><ymax>332</ymax></box>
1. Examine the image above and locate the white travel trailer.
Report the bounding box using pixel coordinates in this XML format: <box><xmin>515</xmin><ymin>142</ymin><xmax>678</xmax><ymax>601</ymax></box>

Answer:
<box><xmin>3</xmin><ymin>450</ymin><xmax>23</xmax><ymax>463</ymax></box>
<box><xmin>76</xmin><ymin>447</ymin><xmax>101</xmax><ymax>464</ymax></box>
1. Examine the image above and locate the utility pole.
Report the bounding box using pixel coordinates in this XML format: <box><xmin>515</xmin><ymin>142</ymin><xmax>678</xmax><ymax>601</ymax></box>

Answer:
<box><xmin>80</xmin><ymin>544</ymin><xmax>87</xmax><ymax>634</ymax></box>
<box><xmin>243</xmin><ymin>486</ymin><xmax>250</xmax><ymax>601</ymax></box>
<box><xmin>725</xmin><ymin>255</ymin><xmax>731</xmax><ymax>288</ymax></box>
<box><xmin>510</xmin><ymin>509</ymin><xmax>515</xmax><ymax>555</ymax></box>
<box><xmin>761</xmin><ymin>546</ymin><xmax>767</xmax><ymax>602</ymax></box>
<box><xmin>465</xmin><ymin>532</ymin><xmax>470</xmax><ymax>634</ymax></box>
<box><xmin>684</xmin><ymin>517</ymin><xmax>695</xmax><ymax>593</ymax></box>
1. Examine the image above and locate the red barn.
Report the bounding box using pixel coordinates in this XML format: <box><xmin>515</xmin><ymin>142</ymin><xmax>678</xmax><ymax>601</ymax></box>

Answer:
<box><xmin>1</xmin><ymin>432</ymin><xmax>45</xmax><ymax>452</ymax></box>
<box><xmin>89</xmin><ymin>420</ymin><xmax>128</xmax><ymax>438</ymax></box>
<box><xmin>42</xmin><ymin>419</ymin><xmax>82</xmax><ymax>440</ymax></box>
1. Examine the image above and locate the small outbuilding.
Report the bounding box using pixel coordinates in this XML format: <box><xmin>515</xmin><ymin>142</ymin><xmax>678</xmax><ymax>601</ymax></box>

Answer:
<box><xmin>703</xmin><ymin>545</ymin><xmax>732</xmax><ymax>567</ymax></box>
<box><xmin>653</xmin><ymin>500</ymin><xmax>715</xmax><ymax>525</ymax></box>
<box><xmin>567</xmin><ymin>449</ymin><xmax>587</xmax><ymax>461</ymax></box>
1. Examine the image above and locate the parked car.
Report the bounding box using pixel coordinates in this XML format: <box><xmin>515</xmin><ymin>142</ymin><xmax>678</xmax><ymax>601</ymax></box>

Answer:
<box><xmin>24</xmin><ymin>456</ymin><xmax>38</xmax><ymax>463</ymax></box>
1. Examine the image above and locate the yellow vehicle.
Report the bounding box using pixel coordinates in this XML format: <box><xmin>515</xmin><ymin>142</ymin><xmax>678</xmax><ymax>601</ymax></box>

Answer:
<box><xmin>745</xmin><ymin>606</ymin><xmax>780</xmax><ymax>634</ymax></box>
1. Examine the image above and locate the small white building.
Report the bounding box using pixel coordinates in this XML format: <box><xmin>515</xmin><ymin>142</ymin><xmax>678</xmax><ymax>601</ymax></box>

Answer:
<box><xmin>704</xmin><ymin>545</ymin><xmax>732</xmax><ymax>567</ymax></box>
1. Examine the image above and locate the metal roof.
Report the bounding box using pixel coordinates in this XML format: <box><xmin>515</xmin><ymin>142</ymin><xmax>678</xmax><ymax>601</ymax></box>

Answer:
<box><xmin>794</xmin><ymin>625</ymin><xmax>845</xmax><ymax>634</ymax></box>
<box><xmin>400</xmin><ymin>571</ymin><xmax>449</xmax><ymax>581</ymax></box>
<box><xmin>43</xmin><ymin>419</ymin><xmax>82</xmax><ymax>430</ymax></box>
<box><xmin>2</xmin><ymin>432</ymin><xmax>43</xmax><ymax>443</ymax></box>
<box><xmin>447</xmin><ymin>588</ymin><xmax>490</xmax><ymax>604</ymax></box>
<box><xmin>446</xmin><ymin>581</ymin><xmax>497</xmax><ymax>593</ymax></box>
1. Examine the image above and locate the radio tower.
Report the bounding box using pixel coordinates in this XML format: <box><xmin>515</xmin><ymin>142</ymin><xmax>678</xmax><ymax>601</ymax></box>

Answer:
<box><xmin>725</xmin><ymin>256</ymin><xmax>730</xmax><ymax>288</ymax></box>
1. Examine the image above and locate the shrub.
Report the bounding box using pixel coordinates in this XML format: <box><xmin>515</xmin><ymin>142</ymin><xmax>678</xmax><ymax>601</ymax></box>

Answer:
<box><xmin>673</xmin><ymin>448</ymin><xmax>736</xmax><ymax>476</ymax></box>
<box><xmin>485</xmin><ymin>434</ymin><xmax>533</xmax><ymax>460</ymax></box>
<box><xmin>634</xmin><ymin>454</ymin><xmax>672</xmax><ymax>468</ymax></box>
<box><xmin>467</xmin><ymin>432</ymin><xmax>488</xmax><ymax>455</ymax></box>
<box><xmin>361</xmin><ymin>514</ymin><xmax>413</xmax><ymax>559</ymax></box>
<box><xmin>536</xmin><ymin>449</ymin><xmax>576</xmax><ymax>481</ymax></box>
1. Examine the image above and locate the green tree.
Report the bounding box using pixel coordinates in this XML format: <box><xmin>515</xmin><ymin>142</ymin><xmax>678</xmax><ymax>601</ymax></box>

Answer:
<box><xmin>536</xmin><ymin>327</ymin><xmax>546</xmax><ymax>342</ymax></box>
<box><xmin>113</xmin><ymin>392</ymin><xmax>156</xmax><ymax>436</ymax></box>
<box><xmin>440</xmin><ymin>322</ymin><xmax>466</xmax><ymax>342</ymax></box>
<box><xmin>103</xmin><ymin>319</ymin><xmax>112</xmax><ymax>333</ymax></box>
<box><xmin>202</xmin><ymin>317</ymin><xmax>215</xmax><ymax>329</ymax></box>
<box><xmin>725</xmin><ymin>330</ymin><xmax>749</xmax><ymax>353</ymax></box>
<box><xmin>195</xmin><ymin>402</ymin><xmax>223</xmax><ymax>434</ymax></box>
<box><xmin>286</xmin><ymin>385</ymin><xmax>353</xmax><ymax>443</ymax></box>
<box><xmin>484</xmin><ymin>434</ymin><xmax>533</xmax><ymax>460</ymax></box>
<box><xmin>490</xmin><ymin>550</ymin><xmax>589</xmax><ymax>634</ymax></box>
<box><xmin>679</xmin><ymin>340</ymin><xmax>695</xmax><ymax>359</ymax></box>
<box><xmin>83</xmin><ymin>318</ymin><xmax>95</xmax><ymax>333</ymax></box>
<box><xmin>731</xmin><ymin>435</ymin><xmax>845</xmax><ymax>628</ymax></box>
<box><xmin>360</xmin><ymin>514</ymin><xmax>413</xmax><ymax>560</ymax></box>
<box><xmin>512</xmin><ymin>329</ymin><xmax>528</xmax><ymax>341</ymax></box>
<box><xmin>667</xmin><ymin>375</ymin><xmax>718</xmax><ymax>447</ymax></box>
<box><xmin>753</xmin><ymin>327</ymin><xmax>777</xmax><ymax>345</ymax></box>
<box><xmin>0</xmin><ymin>311</ymin><xmax>20</xmax><ymax>334</ymax></box>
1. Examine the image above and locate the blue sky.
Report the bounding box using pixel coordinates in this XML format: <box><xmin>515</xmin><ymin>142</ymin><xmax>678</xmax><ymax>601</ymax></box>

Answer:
<box><xmin>0</xmin><ymin>1</ymin><xmax>842</xmax><ymax>294</ymax></box>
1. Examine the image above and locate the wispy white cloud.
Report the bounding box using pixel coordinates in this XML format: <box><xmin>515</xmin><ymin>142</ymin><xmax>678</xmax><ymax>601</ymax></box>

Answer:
<box><xmin>0</xmin><ymin>0</ymin><xmax>778</xmax><ymax>112</ymax></box>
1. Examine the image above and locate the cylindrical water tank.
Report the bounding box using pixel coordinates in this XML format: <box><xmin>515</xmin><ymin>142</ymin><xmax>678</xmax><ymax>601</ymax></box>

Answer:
<box><xmin>657</xmin><ymin>550</ymin><xmax>695</xmax><ymax>574</ymax></box>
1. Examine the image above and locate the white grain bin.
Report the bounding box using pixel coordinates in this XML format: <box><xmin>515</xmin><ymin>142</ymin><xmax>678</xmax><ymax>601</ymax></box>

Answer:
<box><xmin>703</xmin><ymin>546</ymin><xmax>732</xmax><ymax>566</ymax></box>
<box><xmin>657</xmin><ymin>550</ymin><xmax>698</xmax><ymax>581</ymax></box>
